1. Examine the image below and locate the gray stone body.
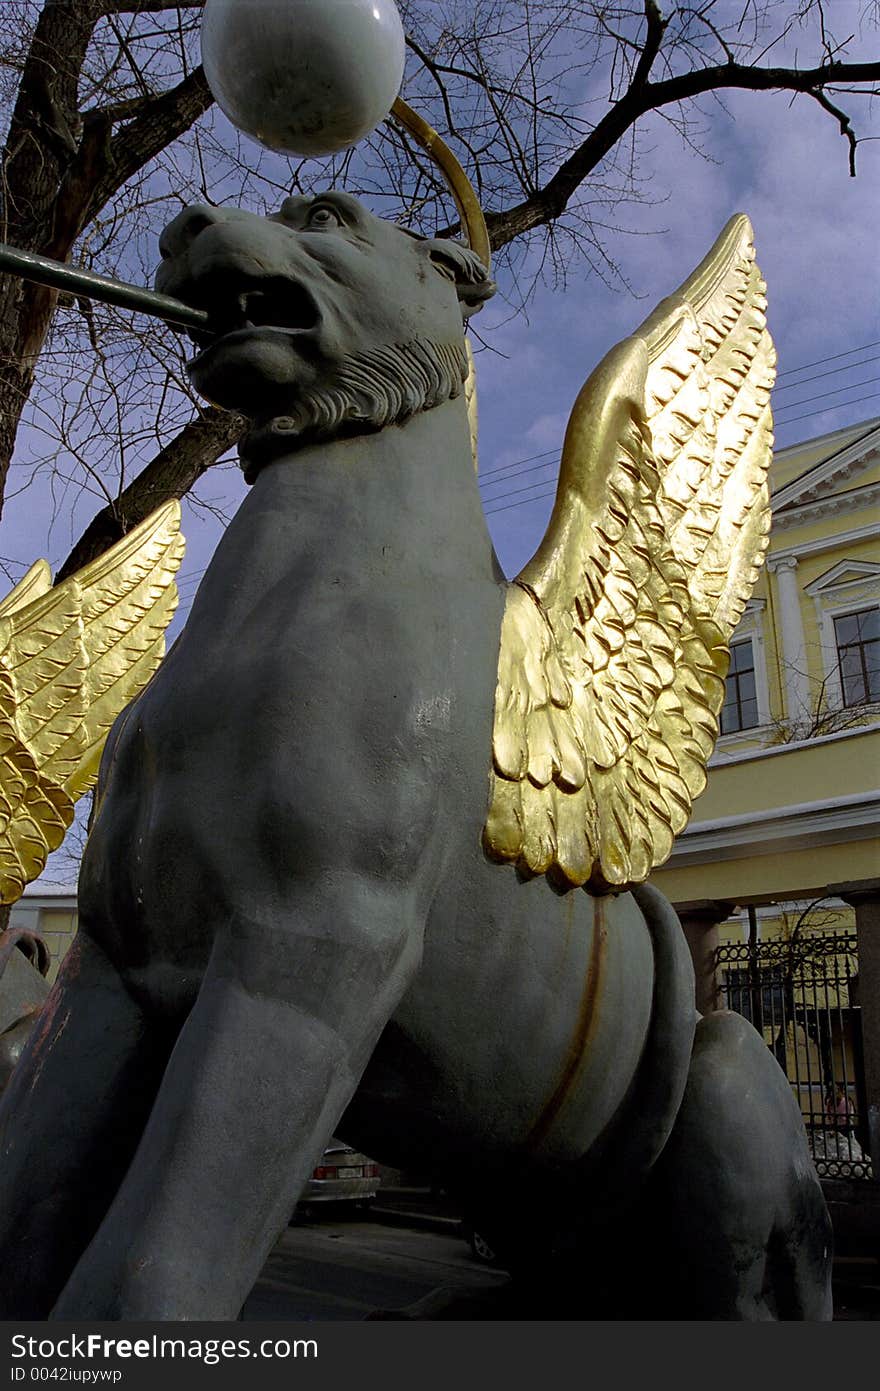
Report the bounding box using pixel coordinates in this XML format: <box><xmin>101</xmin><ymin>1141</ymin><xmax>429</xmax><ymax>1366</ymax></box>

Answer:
<box><xmin>0</xmin><ymin>195</ymin><xmax>832</xmax><ymax>1320</ymax></box>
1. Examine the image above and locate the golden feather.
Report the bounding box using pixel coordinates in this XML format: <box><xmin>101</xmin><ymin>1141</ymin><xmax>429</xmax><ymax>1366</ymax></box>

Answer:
<box><xmin>0</xmin><ymin>501</ymin><xmax>185</xmax><ymax>903</ymax></box>
<box><xmin>484</xmin><ymin>215</ymin><xmax>775</xmax><ymax>891</ymax></box>
<box><xmin>0</xmin><ymin>559</ymin><xmax>52</xmax><ymax>618</ymax></box>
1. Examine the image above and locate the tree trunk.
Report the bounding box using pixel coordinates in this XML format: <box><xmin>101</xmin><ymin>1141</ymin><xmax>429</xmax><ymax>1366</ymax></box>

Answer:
<box><xmin>0</xmin><ymin>1</ymin><xmax>212</xmax><ymax>518</ymax></box>
<box><xmin>56</xmin><ymin>408</ymin><xmax>247</xmax><ymax>580</ymax></box>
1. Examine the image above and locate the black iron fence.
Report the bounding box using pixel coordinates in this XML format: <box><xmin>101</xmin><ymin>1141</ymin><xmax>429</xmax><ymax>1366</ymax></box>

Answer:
<box><xmin>715</xmin><ymin>932</ymin><xmax>871</xmax><ymax>1180</ymax></box>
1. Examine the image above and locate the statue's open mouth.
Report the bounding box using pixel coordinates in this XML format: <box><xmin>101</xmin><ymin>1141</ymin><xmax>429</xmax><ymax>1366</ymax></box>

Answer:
<box><xmin>187</xmin><ymin>276</ymin><xmax>320</xmax><ymax>358</ymax></box>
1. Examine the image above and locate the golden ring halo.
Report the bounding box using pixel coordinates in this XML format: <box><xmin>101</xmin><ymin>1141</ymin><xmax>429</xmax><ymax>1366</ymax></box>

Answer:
<box><xmin>390</xmin><ymin>97</ymin><xmax>491</xmax><ymax>271</ymax></box>
<box><xmin>389</xmin><ymin>97</ymin><xmax>488</xmax><ymax>472</ymax></box>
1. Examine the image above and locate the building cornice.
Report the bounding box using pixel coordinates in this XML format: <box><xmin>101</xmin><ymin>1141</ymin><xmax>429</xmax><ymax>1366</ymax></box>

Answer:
<box><xmin>666</xmin><ymin>789</ymin><xmax>879</xmax><ymax>868</ymax></box>
<box><xmin>773</xmin><ymin>423</ymin><xmax>880</xmax><ymax>511</ymax></box>
<box><xmin>772</xmin><ymin>480</ymin><xmax>880</xmax><ymax>532</ymax></box>
<box><xmin>708</xmin><ymin>719</ymin><xmax>880</xmax><ymax>768</ymax></box>
<box><xmin>19</xmin><ymin>885</ymin><xmax>78</xmax><ymax>900</ymax></box>
<box><xmin>767</xmin><ymin>522</ymin><xmax>879</xmax><ymax>566</ymax></box>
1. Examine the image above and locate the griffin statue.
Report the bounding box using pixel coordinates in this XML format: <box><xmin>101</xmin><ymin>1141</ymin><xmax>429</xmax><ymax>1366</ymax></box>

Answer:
<box><xmin>0</xmin><ymin>193</ymin><xmax>832</xmax><ymax>1321</ymax></box>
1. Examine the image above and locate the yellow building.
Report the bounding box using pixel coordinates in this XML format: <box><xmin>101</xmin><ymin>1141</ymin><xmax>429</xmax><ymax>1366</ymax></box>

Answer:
<box><xmin>9</xmin><ymin>887</ymin><xmax>78</xmax><ymax>984</ymax></box>
<box><xmin>653</xmin><ymin>415</ymin><xmax>880</xmax><ymax>1182</ymax></box>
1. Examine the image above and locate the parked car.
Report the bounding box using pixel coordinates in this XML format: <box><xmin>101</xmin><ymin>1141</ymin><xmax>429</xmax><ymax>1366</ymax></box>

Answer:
<box><xmin>294</xmin><ymin>1139</ymin><xmax>381</xmax><ymax>1216</ymax></box>
<box><xmin>461</xmin><ymin>1221</ymin><xmax>501</xmax><ymax>1266</ymax></box>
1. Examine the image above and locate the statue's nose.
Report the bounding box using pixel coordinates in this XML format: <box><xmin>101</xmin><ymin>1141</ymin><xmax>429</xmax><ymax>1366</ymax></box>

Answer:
<box><xmin>158</xmin><ymin>204</ymin><xmax>235</xmax><ymax>260</ymax></box>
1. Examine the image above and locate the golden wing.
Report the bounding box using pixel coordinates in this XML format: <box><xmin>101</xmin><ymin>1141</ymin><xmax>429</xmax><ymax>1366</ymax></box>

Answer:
<box><xmin>0</xmin><ymin>501</ymin><xmax>184</xmax><ymax>903</ymax></box>
<box><xmin>0</xmin><ymin>559</ymin><xmax>52</xmax><ymax>618</ymax></box>
<box><xmin>484</xmin><ymin>215</ymin><xmax>774</xmax><ymax>891</ymax></box>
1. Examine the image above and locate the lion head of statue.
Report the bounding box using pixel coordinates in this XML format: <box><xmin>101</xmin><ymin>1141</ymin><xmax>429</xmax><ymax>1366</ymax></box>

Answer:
<box><xmin>156</xmin><ymin>191</ymin><xmax>495</xmax><ymax>478</ymax></box>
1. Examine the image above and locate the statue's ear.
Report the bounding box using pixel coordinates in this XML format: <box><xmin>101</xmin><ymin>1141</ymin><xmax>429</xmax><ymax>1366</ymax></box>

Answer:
<box><xmin>425</xmin><ymin>238</ymin><xmax>496</xmax><ymax>317</ymax></box>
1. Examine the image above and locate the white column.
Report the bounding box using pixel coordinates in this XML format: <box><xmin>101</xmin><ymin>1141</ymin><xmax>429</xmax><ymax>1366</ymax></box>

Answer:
<box><xmin>768</xmin><ymin>554</ymin><xmax>811</xmax><ymax>725</ymax></box>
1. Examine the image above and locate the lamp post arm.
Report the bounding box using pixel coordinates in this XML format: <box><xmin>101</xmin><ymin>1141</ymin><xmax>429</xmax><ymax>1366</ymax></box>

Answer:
<box><xmin>0</xmin><ymin>243</ymin><xmax>208</xmax><ymax>332</ymax></box>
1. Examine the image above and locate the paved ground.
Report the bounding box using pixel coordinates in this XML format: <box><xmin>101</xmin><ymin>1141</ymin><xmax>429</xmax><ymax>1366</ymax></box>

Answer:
<box><xmin>242</xmin><ymin>1216</ymin><xmax>507</xmax><ymax>1321</ymax></box>
<box><xmin>372</xmin><ymin>1186</ymin><xmax>880</xmax><ymax>1320</ymax></box>
<box><xmin>830</xmin><ymin>1259</ymin><xmax>880</xmax><ymax>1320</ymax></box>
<box><xmin>242</xmin><ymin>1190</ymin><xmax>880</xmax><ymax>1321</ymax></box>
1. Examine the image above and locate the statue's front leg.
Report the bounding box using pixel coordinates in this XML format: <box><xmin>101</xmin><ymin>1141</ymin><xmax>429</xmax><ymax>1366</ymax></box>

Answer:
<box><xmin>50</xmin><ymin>876</ymin><xmax>425</xmax><ymax>1321</ymax></box>
<box><xmin>0</xmin><ymin>933</ymin><xmax>177</xmax><ymax>1317</ymax></box>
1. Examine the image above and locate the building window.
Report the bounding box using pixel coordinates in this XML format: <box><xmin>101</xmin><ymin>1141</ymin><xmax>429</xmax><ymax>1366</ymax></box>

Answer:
<box><xmin>834</xmin><ymin>608</ymin><xmax>880</xmax><ymax>707</ymax></box>
<box><xmin>721</xmin><ymin>639</ymin><xmax>759</xmax><ymax>734</ymax></box>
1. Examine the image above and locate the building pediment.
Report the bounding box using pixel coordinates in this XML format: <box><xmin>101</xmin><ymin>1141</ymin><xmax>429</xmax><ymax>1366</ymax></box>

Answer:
<box><xmin>803</xmin><ymin>559</ymin><xmax>880</xmax><ymax>597</ymax></box>
<box><xmin>772</xmin><ymin>419</ymin><xmax>880</xmax><ymax>517</ymax></box>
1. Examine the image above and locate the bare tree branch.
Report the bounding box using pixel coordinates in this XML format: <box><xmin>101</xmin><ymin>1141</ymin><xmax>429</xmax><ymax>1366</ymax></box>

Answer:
<box><xmin>88</xmin><ymin>65</ymin><xmax>213</xmax><ymax>219</ymax></box>
<box><xmin>631</xmin><ymin>0</ymin><xmax>668</xmax><ymax>90</ymax></box>
<box><xmin>102</xmin><ymin>0</ymin><xmax>206</xmax><ymax>13</ymax></box>
<box><xmin>808</xmin><ymin>87</ymin><xmax>860</xmax><ymax>177</ymax></box>
<box><xmin>55</xmin><ymin>405</ymin><xmax>245</xmax><ymax>580</ymax></box>
<box><xmin>486</xmin><ymin>57</ymin><xmax>880</xmax><ymax>249</ymax></box>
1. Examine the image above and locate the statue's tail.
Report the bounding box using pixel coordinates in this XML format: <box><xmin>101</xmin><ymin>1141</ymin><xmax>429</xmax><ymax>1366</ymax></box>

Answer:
<box><xmin>571</xmin><ymin>883</ymin><xmax>697</xmax><ymax>1213</ymax></box>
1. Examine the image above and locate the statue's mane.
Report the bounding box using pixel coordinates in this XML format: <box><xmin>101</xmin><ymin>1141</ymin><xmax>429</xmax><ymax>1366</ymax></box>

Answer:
<box><xmin>239</xmin><ymin>335</ymin><xmax>470</xmax><ymax>482</ymax></box>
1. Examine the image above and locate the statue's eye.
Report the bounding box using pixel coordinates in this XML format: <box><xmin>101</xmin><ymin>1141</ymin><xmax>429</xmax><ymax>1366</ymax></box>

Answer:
<box><xmin>308</xmin><ymin>206</ymin><xmax>342</xmax><ymax>229</ymax></box>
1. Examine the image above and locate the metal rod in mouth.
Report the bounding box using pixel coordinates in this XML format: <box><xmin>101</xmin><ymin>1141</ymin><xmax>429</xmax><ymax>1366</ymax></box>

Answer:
<box><xmin>0</xmin><ymin>242</ymin><xmax>209</xmax><ymax>331</ymax></box>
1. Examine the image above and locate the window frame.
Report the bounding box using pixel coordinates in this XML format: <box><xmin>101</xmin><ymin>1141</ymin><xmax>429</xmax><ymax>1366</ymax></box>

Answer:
<box><xmin>833</xmin><ymin>606</ymin><xmax>880</xmax><ymax>708</ymax></box>
<box><xmin>805</xmin><ymin>562</ymin><xmax>880</xmax><ymax>714</ymax></box>
<box><xmin>714</xmin><ymin>600</ymin><xmax>771</xmax><ymax>749</ymax></box>
<box><xmin>720</xmin><ymin>637</ymin><xmax>761</xmax><ymax>735</ymax></box>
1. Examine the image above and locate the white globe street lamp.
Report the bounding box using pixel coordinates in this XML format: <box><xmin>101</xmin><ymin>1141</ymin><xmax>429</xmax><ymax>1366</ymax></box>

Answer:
<box><xmin>201</xmin><ymin>0</ymin><xmax>406</xmax><ymax>157</ymax></box>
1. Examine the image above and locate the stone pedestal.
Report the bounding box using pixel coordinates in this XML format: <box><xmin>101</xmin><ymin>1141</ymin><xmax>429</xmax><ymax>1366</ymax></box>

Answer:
<box><xmin>676</xmin><ymin>900</ymin><xmax>736</xmax><ymax>1015</ymax></box>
